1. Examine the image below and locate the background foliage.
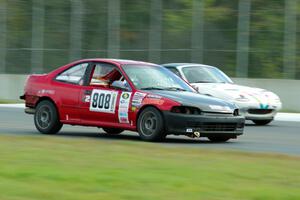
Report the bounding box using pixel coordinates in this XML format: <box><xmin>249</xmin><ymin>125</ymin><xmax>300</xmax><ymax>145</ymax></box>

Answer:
<box><xmin>0</xmin><ymin>0</ymin><xmax>299</xmax><ymax>79</ymax></box>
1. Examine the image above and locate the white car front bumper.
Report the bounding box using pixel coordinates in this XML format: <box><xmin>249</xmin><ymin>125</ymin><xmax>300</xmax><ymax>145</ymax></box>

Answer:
<box><xmin>234</xmin><ymin>101</ymin><xmax>282</xmax><ymax>120</ymax></box>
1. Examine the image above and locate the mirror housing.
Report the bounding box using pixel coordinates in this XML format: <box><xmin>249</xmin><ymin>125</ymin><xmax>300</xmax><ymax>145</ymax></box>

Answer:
<box><xmin>111</xmin><ymin>80</ymin><xmax>130</xmax><ymax>91</ymax></box>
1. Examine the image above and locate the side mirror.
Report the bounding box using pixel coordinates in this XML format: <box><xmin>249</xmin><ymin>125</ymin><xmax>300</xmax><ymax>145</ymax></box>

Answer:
<box><xmin>191</xmin><ymin>85</ymin><xmax>199</xmax><ymax>93</ymax></box>
<box><xmin>111</xmin><ymin>80</ymin><xmax>129</xmax><ymax>91</ymax></box>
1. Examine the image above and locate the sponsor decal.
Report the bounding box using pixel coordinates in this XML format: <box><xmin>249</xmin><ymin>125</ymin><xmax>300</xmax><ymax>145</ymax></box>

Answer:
<box><xmin>147</xmin><ymin>94</ymin><xmax>162</xmax><ymax>99</ymax></box>
<box><xmin>132</xmin><ymin>92</ymin><xmax>146</xmax><ymax>107</ymax></box>
<box><xmin>118</xmin><ymin>92</ymin><xmax>132</xmax><ymax>123</ymax></box>
<box><xmin>131</xmin><ymin>106</ymin><xmax>137</xmax><ymax>112</ymax></box>
<box><xmin>142</xmin><ymin>98</ymin><xmax>165</xmax><ymax>105</ymax></box>
<box><xmin>38</xmin><ymin>89</ymin><xmax>55</xmax><ymax>95</ymax></box>
<box><xmin>122</xmin><ymin>92</ymin><xmax>130</xmax><ymax>99</ymax></box>
<box><xmin>89</xmin><ymin>89</ymin><xmax>118</xmax><ymax>113</ymax></box>
<box><xmin>242</xmin><ymin>91</ymin><xmax>270</xmax><ymax>109</ymax></box>
<box><xmin>83</xmin><ymin>95</ymin><xmax>91</xmax><ymax>103</ymax></box>
<box><xmin>119</xmin><ymin>117</ymin><xmax>128</xmax><ymax>123</ymax></box>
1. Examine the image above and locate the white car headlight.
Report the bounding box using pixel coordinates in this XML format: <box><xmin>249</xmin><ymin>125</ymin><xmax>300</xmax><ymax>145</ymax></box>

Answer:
<box><xmin>264</xmin><ymin>92</ymin><xmax>281</xmax><ymax>102</ymax></box>
<box><xmin>235</xmin><ymin>95</ymin><xmax>250</xmax><ymax>102</ymax></box>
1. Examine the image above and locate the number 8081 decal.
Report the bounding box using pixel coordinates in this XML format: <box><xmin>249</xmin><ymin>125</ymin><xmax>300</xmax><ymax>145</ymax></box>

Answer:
<box><xmin>89</xmin><ymin>89</ymin><xmax>118</xmax><ymax>113</ymax></box>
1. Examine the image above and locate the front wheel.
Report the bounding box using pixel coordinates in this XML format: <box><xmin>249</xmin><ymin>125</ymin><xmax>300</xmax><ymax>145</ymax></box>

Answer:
<box><xmin>102</xmin><ymin>128</ymin><xmax>123</xmax><ymax>134</ymax></box>
<box><xmin>252</xmin><ymin>119</ymin><xmax>273</xmax><ymax>125</ymax></box>
<box><xmin>34</xmin><ymin>100</ymin><xmax>62</xmax><ymax>134</ymax></box>
<box><xmin>137</xmin><ymin>107</ymin><xmax>166</xmax><ymax>142</ymax></box>
<box><xmin>208</xmin><ymin>136</ymin><xmax>232</xmax><ymax>142</ymax></box>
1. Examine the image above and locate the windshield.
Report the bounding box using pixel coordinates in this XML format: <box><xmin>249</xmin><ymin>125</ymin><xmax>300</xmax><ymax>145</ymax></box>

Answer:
<box><xmin>122</xmin><ymin>64</ymin><xmax>194</xmax><ymax>92</ymax></box>
<box><xmin>182</xmin><ymin>66</ymin><xmax>233</xmax><ymax>83</ymax></box>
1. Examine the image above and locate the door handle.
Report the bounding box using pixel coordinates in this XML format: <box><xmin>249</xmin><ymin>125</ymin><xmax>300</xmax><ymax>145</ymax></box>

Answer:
<box><xmin>84</xmin><ymin>90</ymin><xmax>92</xmax><ymax>95</ymax></box>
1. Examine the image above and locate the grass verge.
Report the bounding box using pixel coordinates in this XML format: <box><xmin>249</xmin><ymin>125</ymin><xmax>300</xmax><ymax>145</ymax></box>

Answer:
<box><xmin>0</xmin><ymin>134</ymin><xmax>299</xmax><ymax>200</ymax></box>
<box><xmin>0</xmin><ymin>99</ymin><xmax>23</xmax><ymax>104</ymax></box>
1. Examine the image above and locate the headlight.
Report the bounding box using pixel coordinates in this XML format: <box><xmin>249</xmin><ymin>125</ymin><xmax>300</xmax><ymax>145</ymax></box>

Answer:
<box><xmin>192</xmin><ymin>85</ymin><xmax>199</xmax><ymax>92</ymax></box>
<box><xmin>264</xmin><ymin>92</ymin><xmax>281</xmax><ymax>102</ymax></box>
<box><xmin>235</xmin><ymin>95</ymin><xmax>250</xmax><ymax>102</ymax></box>
<box><xmin>171</xmin><ymin>106</ymin><xmax>201</xmax><ymax>115</ymax></box>
<box><xmin>209</xmin><ymin>105</ymin><xmax>233</xmax><ymax>112</ymax></box>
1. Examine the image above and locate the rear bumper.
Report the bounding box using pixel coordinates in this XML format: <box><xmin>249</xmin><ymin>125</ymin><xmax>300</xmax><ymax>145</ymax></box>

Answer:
<box><xmin>19</xmin><ymin>95</ymin><xmax>25</xmax><ymax>100</ymax></box>
<box><xmin>163</xmin><ymin>111</ymin><xmax>245</xmax><ymax>137</ymax></box>
<box><xmin>24</xmin><ymin>107</ymin><xmax>35</xmax><ymax>114</ymax></box>
<box><xmin>20</xmin><ymin>95</ymin><xmax>36</xmax><ymax>114</ymax></box>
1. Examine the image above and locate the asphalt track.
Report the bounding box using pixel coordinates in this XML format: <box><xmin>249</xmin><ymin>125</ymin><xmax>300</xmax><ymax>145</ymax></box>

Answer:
<box><xmin>0</xmin><ymin>106</ymin><xmax>300</xmax><ymax>156</ymax></box>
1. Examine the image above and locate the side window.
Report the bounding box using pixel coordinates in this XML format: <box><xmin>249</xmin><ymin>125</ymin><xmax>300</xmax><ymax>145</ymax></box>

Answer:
<box><xmin>90</xmin><ymin>63</ymin><xmax>122</xmax><ymax>87</ymax></box>
<box><xmin>56</xmin><ymin>63</ymin><xmax>88</xmax><ymax>85</ymax></box>
<box><xmin>167</xmin><ymin>67</ymin><xmax>181</xmax><ymax>77</ymax></box>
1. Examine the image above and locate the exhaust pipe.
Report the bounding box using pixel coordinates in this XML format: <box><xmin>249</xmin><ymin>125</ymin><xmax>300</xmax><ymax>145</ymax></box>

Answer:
<box><xmin>193</xmin><ymin>131</ymin><xmax>200</xmax><ymax>138</ymax></box>
<box><xmin>187</xmin><ymin>131</ymin><xmax>201</xmax><ymax>138</ymax></box>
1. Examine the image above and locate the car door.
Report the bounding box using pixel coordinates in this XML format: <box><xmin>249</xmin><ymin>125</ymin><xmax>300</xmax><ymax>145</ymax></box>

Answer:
<box><xmin>79</xmin><ymin>62</ymin><xmax>131</xmax><ymax>126</ymax></box>
<box><xmin>53</xmin><ymin>62</ymin><xmax>89</xmax><ymax>122</ymax></box>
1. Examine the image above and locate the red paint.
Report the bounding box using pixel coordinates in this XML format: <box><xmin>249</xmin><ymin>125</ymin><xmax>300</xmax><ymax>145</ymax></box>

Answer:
<box><xmin>23</xmin><ymin>59</ymin><xmax>181</xmax><ymax>131</ymax></box>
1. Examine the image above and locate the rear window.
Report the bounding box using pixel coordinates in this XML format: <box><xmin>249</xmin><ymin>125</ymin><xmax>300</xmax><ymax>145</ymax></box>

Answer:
<box><xmin>55</xmin><ymin>63</ymin><xmax>88</xmax><ymax>85</ymax></box>
<box><xmin>166</xmin><ymin>67</ymin><xmax>181</xmax><ymax>77</ymax></box>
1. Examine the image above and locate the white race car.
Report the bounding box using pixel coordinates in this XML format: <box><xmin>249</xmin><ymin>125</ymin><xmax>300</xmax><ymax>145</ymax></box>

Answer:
<box><xmin>163</xmin><ymin>63</ymin><xmax>282</xmax><ymax>125</ymax></box>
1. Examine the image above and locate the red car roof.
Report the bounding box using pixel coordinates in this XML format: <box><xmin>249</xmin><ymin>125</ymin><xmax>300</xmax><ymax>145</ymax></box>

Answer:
<box><xmin>73</xmin><ymin>58</ymin><xmax>156</xmax><ymax>66</ymax></box>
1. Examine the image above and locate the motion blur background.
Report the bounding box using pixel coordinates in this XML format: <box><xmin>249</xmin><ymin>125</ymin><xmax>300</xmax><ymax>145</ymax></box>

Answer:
<box><xmin>0</xmin><ymin>0</ymin><xmax>299</xmax><ymax>110</ymax></box>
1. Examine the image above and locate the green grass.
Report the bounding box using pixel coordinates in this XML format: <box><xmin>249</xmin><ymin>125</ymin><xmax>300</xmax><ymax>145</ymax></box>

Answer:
<box><xmin>279</xmin><ymin>109</ymin><xmax>300</xmax><ymax>113</ymax></box>
<box><xmin>0</xmin><ymin>134</ymin><xmax>299</xmax><ymax>200</ymax></box>
<box><xmin>0</xmin><ymin>99</ymin><xmax>23</xmax><ymax>104</ymax></box>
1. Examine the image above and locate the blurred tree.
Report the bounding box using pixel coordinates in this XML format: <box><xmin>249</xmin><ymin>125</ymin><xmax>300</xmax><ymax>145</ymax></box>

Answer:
<box><xmin>31</xmin><ymin>0</ymin><xmax>45</xmax><ymax>73</ymax></box>
<box><xmin>0</xmin><ymin>0</ymin><xmax>299</xmax><ymax>79</ymax></box>
<box><xmin>69</xmin><ymin>0</ymin><xmax>83</xmax><ymax>62</ymax></box>
<box><xmin>0</xmin><ymin>0</ymin><xmax>7</xmax><ymax>73</ymax></box>
<box><xmin>283</xmin><ymin>0</ymin><xmax>297</xmax><ymax>79</ymax></box>
<box><xmin>248</xmin><ymin>0</ymin><xmax>285</xmax><ymax>79</ymax></box>
<box><xmin>236</xmin><ymin>0</ymin><xmax>251</xmax><ymax>78</ymax></box>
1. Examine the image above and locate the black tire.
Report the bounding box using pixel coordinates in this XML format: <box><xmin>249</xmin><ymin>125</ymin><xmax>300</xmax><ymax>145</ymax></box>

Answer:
<box><xmin>208</xmin><ymin>135</ymin><xmax>231</xmax><ymax>142</ymax></box>
<box><xmin>34</xmin><ymin>100</ymin><xmax>62</xmax><ymax>134</ymax></box>
<box><xmin>252</xmin><ymin>119</ymin><xmax>272</xmax><ymax>125</ymax></box>
<box><xmin>102</xmin><ymin>128</ymin><xmax>123</xmax><ymax>134</ymax></box>
<box><xmin>137</xmin><ymin>107</ymin><xmax>166</xmax><ymax>141</ymax></box>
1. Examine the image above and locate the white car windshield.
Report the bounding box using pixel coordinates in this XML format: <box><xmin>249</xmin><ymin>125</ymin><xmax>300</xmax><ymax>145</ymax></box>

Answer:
<box><xmin>122</xmin><ymin>64</ymin><xmax>194</xmax><ymax>92</ymax></box>
<box><xmin>182</xmin><ymin>66</ymin><xmax>233</xmax><ymax>84</ymax></box>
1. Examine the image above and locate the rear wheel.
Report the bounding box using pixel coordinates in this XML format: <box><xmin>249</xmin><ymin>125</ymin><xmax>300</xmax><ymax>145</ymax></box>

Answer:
<box><xmin>137</xmin><ymin>107</ymin><xmax>166</xmax><ymax>141</ymax></box>
<box><xmin>34</xmin><ymin>100</ymin><xmax>62</xmax><ymax>134</ymax></box>
<box><xmin>102</xmin><ymin>128</ymin><xmax>123</xmax><ymax>134</ymax></box>
<box><xmin>208</xmin><ymin>135</ymin><xmax>232</xmax><ymax>142</ymax></box>
<box><xmin>252</xmin><ymin>119</ymin><xmax>272</xmax><ymax>125</ymax></box>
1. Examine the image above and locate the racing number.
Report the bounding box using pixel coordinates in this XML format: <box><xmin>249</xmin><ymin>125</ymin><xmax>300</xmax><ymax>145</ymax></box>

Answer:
<box><xmin>105</xmin><ymin>95</ymin><xmax>111</xmax><ymax>109</ymax></box>
<box><xmin>92</xmin><ymin>93</ymin><xmax>111</xmax><ymax>109</ymax></box>
<box><xmin>92</xmin><ymin>93</ymin><xmax>98</xmax><ymax>108</ymax></box>
<box><xmin>90</xmin><ymin>90</ymin><xmax>118</xmax><ymax>113</ymax></box>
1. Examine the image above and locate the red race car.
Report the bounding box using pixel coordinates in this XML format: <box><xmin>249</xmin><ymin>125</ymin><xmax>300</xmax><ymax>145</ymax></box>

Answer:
<box><xmin>21</xmin><ymin>59</ymin><xmax>245</xmax><ymax>142</ymax></box>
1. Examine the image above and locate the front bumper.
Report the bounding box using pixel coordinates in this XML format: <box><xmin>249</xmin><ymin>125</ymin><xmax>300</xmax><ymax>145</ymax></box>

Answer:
<box><xmin>237</xmin><ymin>103</ymin><xmax>281</xmax><ymax>120</ymax></box>
<box><xmin>239</xmin><ymin>107</ymin><xmax>277</xmax><ymax>120</ymax></box>
<box><xmin>163</xmin><ymin>111</ymin><xmax>245</xmax><ymax>137</ymax></box>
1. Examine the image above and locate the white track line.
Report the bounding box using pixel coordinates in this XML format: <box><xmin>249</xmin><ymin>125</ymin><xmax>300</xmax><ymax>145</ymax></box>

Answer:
<box><xmin>0</xmin><ymin>104</ymin><xmax>299</xmax><ymax>122</ymax></box>
<box><xmin>275</xmin><ymin>113</ymin><xmax>300</xmax><ymax>122</ymax></box>
<box><xmin>0</xmin><ymin>104</ymin><xmax>25</xmax><ymax>108</ymax></box>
